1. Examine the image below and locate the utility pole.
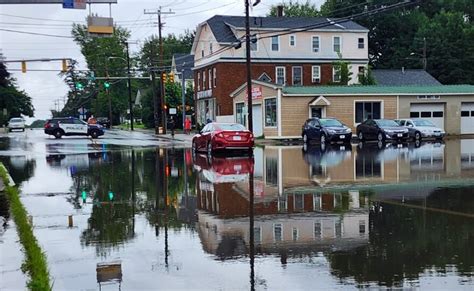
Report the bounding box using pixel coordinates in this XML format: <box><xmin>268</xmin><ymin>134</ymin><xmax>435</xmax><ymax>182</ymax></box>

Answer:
<box><xmin>422</xmin><ymin>37</ymin><xmax>427</xmax><ymax>71</ymax></box>
<box><xmin>181</xmin><ymin>70</ymin><xmax>186</xmax><ymax>130</ymax></box>
<box><xmin>105</xmin><ymin>63</ymin><xmax>112</xmax><ymax>127</ymax></box>
<box><xmin>245</xmin><ymin>0</ymin><xmax>260</xmax><ymax>133</ymax></box>
<box><xmin>144</xmin><ymin>7</ymin><xmax>175</xmax><ymax>134</ymax></box>
<box><xmin>125</xmin><ymin>41</ymin><xmax>134</xmax><ymax>130</ymax></box>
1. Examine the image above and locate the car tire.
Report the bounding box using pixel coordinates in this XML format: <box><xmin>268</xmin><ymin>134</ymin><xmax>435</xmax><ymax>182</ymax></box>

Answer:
<box><xmin>320</xmin><ymin>133</ymin><xmax>327</xmax><ymax>144</ymax></box>
<box><xmin>207</xmin><ymin>142</ymin><xmax>213</xmax><ymax>157</ymax></box>
<box><xmin>53</xmin><ymin>129</ymin><xmax>63</xmax><ymax>139</ymax></box>
<box><xmin>90</xmin><ymin>130</ymin><xmax>99</xmax><ymax>139</ymax></box>
<box><xmin>247</xmin><ymin>148</ymin><xmax>254</xmax><ymax>156</ymax></box>
<box><xmin>358</xmin><ymin>131</ymin><xmax>364</xmax><ymax>141</ymax></box>
<box><xmin>192</xmin><ymin>140</ymin><xmax>198</xmax><ymax>153</ymax></box>
<box><xmin>414</xmin><ymin>131</ymin><xmax>421</xmax><ymax>141</ymax></box>
<box><xmin>303</xmin><ymin>133</ymin><xmax>308</xmax><ymax>144</ymax></box>
<box><xmin>377</xmin><ymin>132</ymin><xmax>385</xmax><ymax>142</ymax></box>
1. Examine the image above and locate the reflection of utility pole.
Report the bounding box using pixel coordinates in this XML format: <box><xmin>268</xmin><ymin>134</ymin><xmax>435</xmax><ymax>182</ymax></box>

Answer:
<box><xmin>105</xmin><ymin>63</ymin><xmax>112</xmax><ymax>126</ymax></box>
<box><xmin>144</xmin><ymin>7</ymin><xmax>175</xmax><ymax>134</ymax></box>
<box><xmin>248</xmin><ymin>155</ymin><xmax>255</xmax><ymax>291</ymax></box>
<box><xmin>181</xmin><ymin>69</ymin><xmax>186</xmax><ymax>129</ymax></box>
<box><xmin>125</xmin><ymin>41</ymin><xmax>134</xmax><ymax>130</ymax></box>
<box><xmin>245</xmin><ymin>0</ymin><xmax>253</xmax><ymax>133</ymax></box>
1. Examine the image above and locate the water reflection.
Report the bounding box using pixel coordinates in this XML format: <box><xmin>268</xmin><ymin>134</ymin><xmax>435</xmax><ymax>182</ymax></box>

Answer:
<box><xmin>1</xmin><ymin>138</ymin><xmax>473</xmax><ymax>288</ymax></box>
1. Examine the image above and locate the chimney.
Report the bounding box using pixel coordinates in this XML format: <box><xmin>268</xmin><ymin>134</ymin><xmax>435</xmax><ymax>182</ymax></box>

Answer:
<box><xmin>401</xmin><ymin>67</ymin><xmax>405</xmax><ymax>74</ymax></box>
<box><xmin>277</xmin><ymin>5</ymin><xmax>284</xmax><ymax>17</ymax></box>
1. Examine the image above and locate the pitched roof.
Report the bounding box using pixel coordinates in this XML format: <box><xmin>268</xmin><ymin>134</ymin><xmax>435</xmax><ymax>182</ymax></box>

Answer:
<box><xmin>172</xmin><ymin>54</ymin><xmax>194</xmax><ymax>80</ymax></box>
<box><xmin>372</xmin><ymin>69</ymin><xmax>442</xmax><ymax>86</ymax></box>
<box><xmin>206</xmin><ymin>15</ymin><xmax>368</xmax><ymax>43</ymax></box>
<box><xmin>283</xmin><ymin>85</ymin><xmax>474</xmax><ymax>95</ymax></box>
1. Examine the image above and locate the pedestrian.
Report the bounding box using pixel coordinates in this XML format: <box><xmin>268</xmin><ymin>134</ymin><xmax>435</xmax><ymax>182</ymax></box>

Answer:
<box><xmin>87</xmin><ymin>115</ymin><xmax>97</xmax><ymax>125</ymax></box>
<box><xmin>169</xmin><ymin>116</ymin><xmax>175</xmax><ymax>138</ymax></box>
<box><xmin>184</xmin><ymin>117</ymin><xmax>191</xmax><ymax>135</ymax></box>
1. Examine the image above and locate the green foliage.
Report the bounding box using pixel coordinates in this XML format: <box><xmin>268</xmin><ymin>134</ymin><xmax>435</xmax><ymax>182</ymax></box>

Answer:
<box><xmin>268</xmin><ymin>1</ymin><xmax>320</xmax><ymax>17</ymax></box>
<box><xmin>331</xmin><ymin>53</ymin><xmax>352</xmax><ymax>85</ymax></box>
<box><xmin>0</xmin><ymin>163</ymin><xmax>52</xmax><ymax>290</ymax></box>
<box><xmin>359</xmin><ymin>66</ymin><xmax>377</xmax><ymax>85</ymax></box>
<box><xmin>28</xmin><ymin>120</ymin><xmax>46</xmax><ymax>128</ymax></box>
<box><xmin>0</xmin><ymin>62</ymin><xmax>34</xmax><ymax>124</ymax></box>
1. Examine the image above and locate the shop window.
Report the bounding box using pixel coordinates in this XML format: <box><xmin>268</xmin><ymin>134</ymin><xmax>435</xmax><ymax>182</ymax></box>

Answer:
<box><xmin>355</xmin><ymin>102</ymin><xmax>381</xmax><ymax>123</ymax></box>
<box><xmin>236</xmin><ymin>103</ymin><xmax>245</xmax><ymax>126</ymax></box>
<box><xmin>264</xmin><ymin>98</ymin><xmax>277</xmax><ymax>127</ymax></box>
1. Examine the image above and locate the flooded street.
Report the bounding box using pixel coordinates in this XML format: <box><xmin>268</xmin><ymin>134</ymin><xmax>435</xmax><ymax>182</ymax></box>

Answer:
<box><xmin>1</xmin><ymin>130</ymin><xmax>474</xmax><ymax>289</ymax></box>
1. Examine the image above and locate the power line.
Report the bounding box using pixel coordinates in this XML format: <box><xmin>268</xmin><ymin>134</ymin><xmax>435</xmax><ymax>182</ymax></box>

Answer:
<box><xmin>0</xmin><ymin>28</ymin><xmax>73</xmax><ymax>38</ymax></box>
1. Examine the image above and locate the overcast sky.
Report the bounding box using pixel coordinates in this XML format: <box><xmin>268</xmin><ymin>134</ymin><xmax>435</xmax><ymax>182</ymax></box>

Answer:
<box><xmin>0</xmin><ymin>0</ymin><xmax>324</xmax><ymax>120</ymax></box>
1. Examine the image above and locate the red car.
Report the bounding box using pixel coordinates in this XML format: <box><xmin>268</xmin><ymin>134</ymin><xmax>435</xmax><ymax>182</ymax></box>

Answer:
<box><xmin>192</xmin><ymin>122</ymin><xmax>254</xmax><ymax>155</ymax></box>
<box><xmin>193</xmin><ymin>153</ymin><xmax>254</xmax><ymax>184</ymax></box>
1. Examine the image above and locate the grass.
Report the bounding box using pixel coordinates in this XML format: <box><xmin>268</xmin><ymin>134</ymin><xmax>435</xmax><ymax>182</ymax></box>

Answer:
<box><xmin>0</xmin><ymin>163</ymin><xmax>52</xmax><ymax>290</ymax></box>
<box><xmin>116</xmin><ymin>123</ymin><xmax>147</xmax><ymax>130</ymax></box>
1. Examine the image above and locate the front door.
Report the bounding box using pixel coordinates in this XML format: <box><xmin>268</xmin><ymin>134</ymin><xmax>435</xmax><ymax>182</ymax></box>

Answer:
<box><xmin>252</xmin><ymin>104</ymin><xmax>263</xmax><ymax>137</ymax></box>
<box><xmin>311</xmin><ymin>107</ymin><xmax>323</xmax><ymax>118</ymax></box>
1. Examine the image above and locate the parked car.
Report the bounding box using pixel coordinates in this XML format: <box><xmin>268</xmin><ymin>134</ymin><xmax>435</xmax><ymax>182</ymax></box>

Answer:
<box><xmin>395</xmin><ymin>118</ymin><xmax>445</xmax><ymax>141</ymax></box>
<box><xmin>96</xmin><ymin>117</ymin><xmax>111</xmax><ymax>129</ymax></box>
<box><xmin>7</xmin><ymin>117</ymin><xmax>26</xmax><ymax>132</ymax></box>
<box><xmin>192</xmin><ymin>122</ymin><xmax>254</xmax><ymax>155</ymax></box>
<box><xmin>356</xmin><ymin>119</ymin><xmax>409</xmax><ymax>142</ymax></box>
<box><xmin>44</xmin><ymin>117</ymin><xmax>104</xmax><ymax>139</ymax></box>
<box><xmin>301</xmin><ymin>118</ymin><xmax>352</xmax><ymax>144</ymax></box>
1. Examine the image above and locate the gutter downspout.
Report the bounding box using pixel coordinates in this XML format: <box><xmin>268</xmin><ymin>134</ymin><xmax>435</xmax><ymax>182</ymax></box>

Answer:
<box><xmin>277</xmin><ymin>88</ymin><xmax>282</xmax><ymax>137</ymax></box>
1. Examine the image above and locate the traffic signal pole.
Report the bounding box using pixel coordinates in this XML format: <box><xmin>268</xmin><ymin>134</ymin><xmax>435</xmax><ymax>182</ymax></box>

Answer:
<box><xmin>245</xmin><ymin>0</ymin><xmax>253</xmax><ymax>133</ymax></box>
<box><xmin>125</xmin><ymin>42</ymin><xmax>134</xmax><ymax>131</ymax></box>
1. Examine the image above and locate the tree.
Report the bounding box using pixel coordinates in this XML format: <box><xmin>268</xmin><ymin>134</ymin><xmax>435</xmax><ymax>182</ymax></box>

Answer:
<box><xmin>331</xmin><ymin>53</ymin><xmax>352</xmax><ymax>85</ymax></box>
<box><xmin>268</xmin><ymin>0</ymin><xmax>320</xmax><ymax>17</ymax></box>
<box><xmin>359</xmin><ymin>66</ymin><xmax>377</xmax><ymax>85</ymax></box>
<box><xmin>0</xmin><ymin>62</ymin><xmax>34</xmax><ymax>125</ymax></box>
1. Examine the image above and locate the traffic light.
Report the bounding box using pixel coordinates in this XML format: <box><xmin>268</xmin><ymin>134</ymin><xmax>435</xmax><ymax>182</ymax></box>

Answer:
<box><xmin>162</xmin><ymin>73</ymin><xmax>167</xmax><ymax>82</ymax></box>
<box><xmin>108</xmin><ymin>191</ymin><xmax>114</xmax><ymax>201</ymax></box>
<box><xmin>81</xmin><ymin>190</ymin><xmax>87</xmax><ymax>203</ymax></box>
<box><xmin>104</xmin><ymin>81</ymin><xmax>110</xmax><ymax>89</ymax></box>
<box><xmin>169</xmin><ymin>73</ymin><xmax>174</xmax><ymax>82</ymax></box>
<box><xmin>21</xmin><ymin>61</ymin><xmax>26</xmax><ymax>73</ymax></box>
<box><xmin>62</xmin><ymin>59</ymin><xmax>68</xmax><ymax>72</ymax></box>
<box><xmin>75</xmin><ymin>82</ymin><xmax>83</xmax><ymax>90</ymax></box>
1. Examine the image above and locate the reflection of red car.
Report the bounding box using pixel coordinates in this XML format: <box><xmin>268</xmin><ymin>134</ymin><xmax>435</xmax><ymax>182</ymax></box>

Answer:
<box><xmin>192</xmin><ymin>123</ymin><xmax>254</xmax><ymax>155</ymax></box>
<box><xmin>193</xmin><ymin>154</ymin><xmax>254</xmax><ymax>183</ymax></box>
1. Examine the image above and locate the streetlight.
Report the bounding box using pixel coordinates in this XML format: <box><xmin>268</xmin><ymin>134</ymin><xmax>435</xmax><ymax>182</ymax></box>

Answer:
<box><xmin>107</xmin><ymin>49</ymin><xmax>134</xmax><ymax>131</ymax></box>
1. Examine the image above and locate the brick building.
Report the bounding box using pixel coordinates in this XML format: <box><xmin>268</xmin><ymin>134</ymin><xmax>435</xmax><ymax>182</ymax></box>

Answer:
<box><xmin>191</xmin><ymin>15</ymin><xmax>369</xmax><ymax>126</ymax></box>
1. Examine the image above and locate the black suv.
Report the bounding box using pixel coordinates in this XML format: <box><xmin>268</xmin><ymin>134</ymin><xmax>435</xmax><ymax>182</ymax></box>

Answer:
<box><xmin>44</xmin><ymin>117</ymin><xmax>104</xmax><ymax>139</ymax></box>
<box><xmin>302</xmin><ymin>118</ymin><xmax>352</xmax><ymax>144</ymax></box>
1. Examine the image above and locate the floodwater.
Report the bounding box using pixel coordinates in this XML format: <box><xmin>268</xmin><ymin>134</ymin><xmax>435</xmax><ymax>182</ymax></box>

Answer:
<box><xmin>1</xmin><ymin>133</ymin><xmax>474</xmax><ymax>290</ymax></box>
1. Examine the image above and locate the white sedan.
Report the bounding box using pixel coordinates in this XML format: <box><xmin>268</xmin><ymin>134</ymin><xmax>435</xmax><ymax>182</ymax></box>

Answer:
<box><xmin>7</xmin><ymin>117</ymin><xmax>26</xmax><ymax>132</ymax></box>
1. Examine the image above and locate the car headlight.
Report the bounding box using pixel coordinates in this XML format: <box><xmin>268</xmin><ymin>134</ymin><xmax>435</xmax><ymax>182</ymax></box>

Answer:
<box><xmin>403</xmin><ymin>129</ymin><xmax>409</xmax><ymax>133</ymax></box>
<box><xmin>345</xmin><ymin>127</ymin><xmax>352</xmax><ymax>133</ymax></box>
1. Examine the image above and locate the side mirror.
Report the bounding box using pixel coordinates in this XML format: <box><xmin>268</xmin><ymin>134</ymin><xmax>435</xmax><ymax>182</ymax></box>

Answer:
<box><xmin>408</xmin><ymin>124</ymin><xmax>414</xmax><ymax>127</ymax></box>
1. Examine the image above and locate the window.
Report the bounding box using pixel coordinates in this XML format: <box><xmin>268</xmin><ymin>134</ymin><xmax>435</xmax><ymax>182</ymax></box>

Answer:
<box><xmin>292</xmin><ymin>227</ymin><xmax>299</xmax><ymax>241</ymax></box>
<box><xmin>278</xmin><ymin>196</ymin><xmax>287</xmax><ymax>212</ymax></box>
<box><xmin>264</xmin><ymin>98</ymin><xmax>277</xmax><ymax>127</ymax></box>
<box><xmin>289</xmin><ymin>35</ymin><xmax>296</xmax><ymax>47</ymax></box>
<box><xmin>314</xmin><ymin>221</ymin><xmax>322</xmax><ymax>238</ymax></box>
<box><xmin>208</xmin><ymin>69</ymin><xmax>212</xmax><ymax>89</ymax></box>
<box><xmin>355</xmin><ymin>102</ymin><xmax>381</xmax><ymax>123</ymax></box>
<box><xmin>250</xmin><ymin>35</ymin><xmax>258</xmax><ymax>51</ymax></box>
<box><xmin>254</xmin><ymin>227</ymin><xmax>262</xmax><ymax>243</ymax></box>
<box><xmin>209</xmin><ymin>42</ymin><xmax>213</xmax><ymax>54</ymax></box>
<box><xmin>358</xmin><ymin>66</ymin><xmax>365</xmax><ymax>74</ymax></box>
<box><xmin>421</xmin><ymin>111</ymin><xmax>431</xmax><ymax>117</ymax></box>
<box><xmin>213</xmin><ymin>67</ymin><xmax>217</xmax><ymax>87</ymax></box>
<box><xmin>201</xmin><ymin>50</ymin><xmax>204</xmax><ymax>58</ymax></box>
<box><xmin>359</xmin><ymin>220</ymin><xmax>366</xmax><ymax>234</ymax></box>
<box><xmin>313</xmin><ymin>194</ymin><xmax>321</xmax><ymax>211</ymax></box>
<box><xmin>333</xmin><ymin>36</ymin><xmax>341</xmax><ymax>53</ymax></box>
<box><xmin>275</xmin><ymin>66</ymin><xmax>286</xmax><ymax>85</ymax></box>
<box><xmin>333</xmin><ymin>66</ymin><xmax>341</xmax><ymax>82</ymax></box>
<box><xmin>203</xmin><ymin>71</ymin><xmax>206</xmax><ymax>90</ymax></box>
<box><xmin>294</xmin><ymin>195</ymin><xmax>304</xmax><ymax>211</ymax></box>
<box><xmin>358</xmin><ymin>38</ymin><xmax>364</xmax><ymax>49</ymax></box>
<box><xmin>461</xmin><ymin>111</ymin><xmax>470</xmax><ymax>117</ymax></box>
<box><xmin>265</xmin><ymin>156</ymin><xmax>278</xmax><ymax>186</ymax></box>
<box><xmin>312</xmin><ymin>65</ymin><xmax>321</xmax><ymax>83</ymax></box>
<box><xmin>271</xmin><ymin>36</ymin><xmax>279</xmax><ymax>51</ymax></box>
<box><xmin>410</xmin><ymin>111</ymin><xmax>420</xmax><ymax>118</ymax></box>
<box><xmin>356</xmin><ymin>155</ymin><xmax>382</xmax><ymax>178</ymax></box>
<box><xmin>292</xmin><ymin>66</ymin><xmax>302</xmax><ymax>86</ymax></box>
<box><xmin>312</xmin><ymin>36</ymin><xmax>320</xmax><ymax>53</ymax></box>
<box><xmin>433</xmin><ymin>111</ymin><xmax>443</xmax><ymax>117</ymax></box>
<box><xmin>197</xmin><ymin>72</ymin><xmax>201</xmax><ymax>91</ymax></box>
<box><xmin>335</xmin><ymin>220</ymin><xmax>343</xmax><ymax>238</ymax></box>
<box><xmin>236</xmin><ymin>103</ymin><xmax>245</xmax><ymax>125</ymax></box>
<box><xmin>273</xmin><ymin>223</ymin><xmax>283</xmax><ymax>242</ymax></box>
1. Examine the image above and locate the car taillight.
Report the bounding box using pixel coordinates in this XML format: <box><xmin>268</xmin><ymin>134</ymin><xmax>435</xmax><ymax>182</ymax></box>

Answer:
<box><xmin>216</xmin><ymin>132</ymin><xmax>224</xmax><ymax>138</ymax></box>
<box><xmin>44</xmin><ymin>122</ymin><xmax>51</xmax><ymax>128</ymax></box>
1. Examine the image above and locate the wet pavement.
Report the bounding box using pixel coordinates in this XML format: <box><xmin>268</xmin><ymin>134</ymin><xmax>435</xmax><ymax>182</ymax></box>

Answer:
<box><xmin>0</xmin><ymin>129</ymin><xmax>473</xmax><ymax>289</ymax></box>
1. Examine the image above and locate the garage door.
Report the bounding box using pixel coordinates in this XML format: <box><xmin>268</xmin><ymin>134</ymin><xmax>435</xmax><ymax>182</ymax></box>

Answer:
<box><xmin>410</xmin><ymin>103</ymin><xmax>445</xmax><ymax>129</ymax></box>
<box><xmin>461</xmin><ymin>103</ymin><xmax>474</xmax><ymax>134</ymax></box>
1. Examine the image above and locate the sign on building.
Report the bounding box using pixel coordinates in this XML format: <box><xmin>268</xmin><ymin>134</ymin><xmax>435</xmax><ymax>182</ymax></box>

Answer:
<box><xmin>62</xmin><ymin>0</ymin><xmax>86</xmax><ymax>9</ymax></box>
<box><xmin>245</xmin><ymin>86</ymin><xmax>263</xmax><ymax>101</ymax></box>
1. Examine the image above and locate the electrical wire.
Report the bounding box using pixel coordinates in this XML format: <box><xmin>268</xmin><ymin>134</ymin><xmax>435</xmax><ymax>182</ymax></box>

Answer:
<box><xmin>0</xmin><ymin>28</ymin><xmax>74</xmax><ymax>38</ymax></box>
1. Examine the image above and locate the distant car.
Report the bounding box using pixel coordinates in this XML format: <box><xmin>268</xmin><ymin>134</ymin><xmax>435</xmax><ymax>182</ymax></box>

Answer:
<box><xmin>192</xmin><ymin>122</ymin><xmax>254</xmax><ymax>155</ymax></box>
<box><xmin>7</xmin><ymin>117</ymin><xmax>26</xmax><ymax>132</ymax></box>
<box><xmin>96</xmin><ymin>117</ymin><xmax>111</xmax><ymax>129</ymax></box>
<box><xmin>301</xmin><ymin>118</ymin><xmax>352</xmax><ymax>144</ymax></box>
<box><xmin>44</xmin><ymin>117</ymin><xmax>104</xmax><ymax>139</ymax></box>
<box><xmin>357</xmin><ymin>119</ymin><xmax>409</xmax><ymax>142</ymax></box>
<box><xmin>395</xmin><ymin>118</ymin><xmax>445</xmax><ymax>141</ymax></box>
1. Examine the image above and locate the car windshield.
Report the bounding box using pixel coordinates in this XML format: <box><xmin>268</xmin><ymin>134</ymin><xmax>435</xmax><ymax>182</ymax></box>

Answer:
<box><xmin>215</xmin><ymin>123</ymin><xmax>246</xmax><ymax>131</ymax></box>
<box><xmin>375</xmin><ymin>119</ymin><xmax>399</xmax><ymax>127</ymax></box>
<box><xmin>413</xmin><ymin>119</ymin><xmax>435</xmax><ymax>127</ymax></box>
<box><xmin>10</xmin><ymin>118</ymin><xmax>23</xmax><ymax>122</ymax></box>
<box><xmin>319</xmin><ymin>119</ymin><xmax>343</xmax><ymax>127</ymax></box>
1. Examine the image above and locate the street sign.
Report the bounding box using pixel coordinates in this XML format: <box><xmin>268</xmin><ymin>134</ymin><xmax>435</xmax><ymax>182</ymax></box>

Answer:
<box><xmin>62</xmin><ymin>0</ymin><xmax>86</xmax><ymax>9</ymax></box>
<box><xmin>169</xmin><ymin>108</ymin><xmax>177</xmax><ymax>115</ymax></box>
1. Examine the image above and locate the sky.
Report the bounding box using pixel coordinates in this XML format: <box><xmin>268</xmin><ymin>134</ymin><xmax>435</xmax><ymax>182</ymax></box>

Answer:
<box><xmin>0</xmin><ymin>0</ymin><xmax>325</xmax><ymax>121</ymax></box>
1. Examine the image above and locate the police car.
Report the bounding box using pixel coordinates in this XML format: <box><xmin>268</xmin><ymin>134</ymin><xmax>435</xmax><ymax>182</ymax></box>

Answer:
<box><xmin>44</xmin><ymin>117</ymin><xmax>104</xmax><ymax>139</ymax></box>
